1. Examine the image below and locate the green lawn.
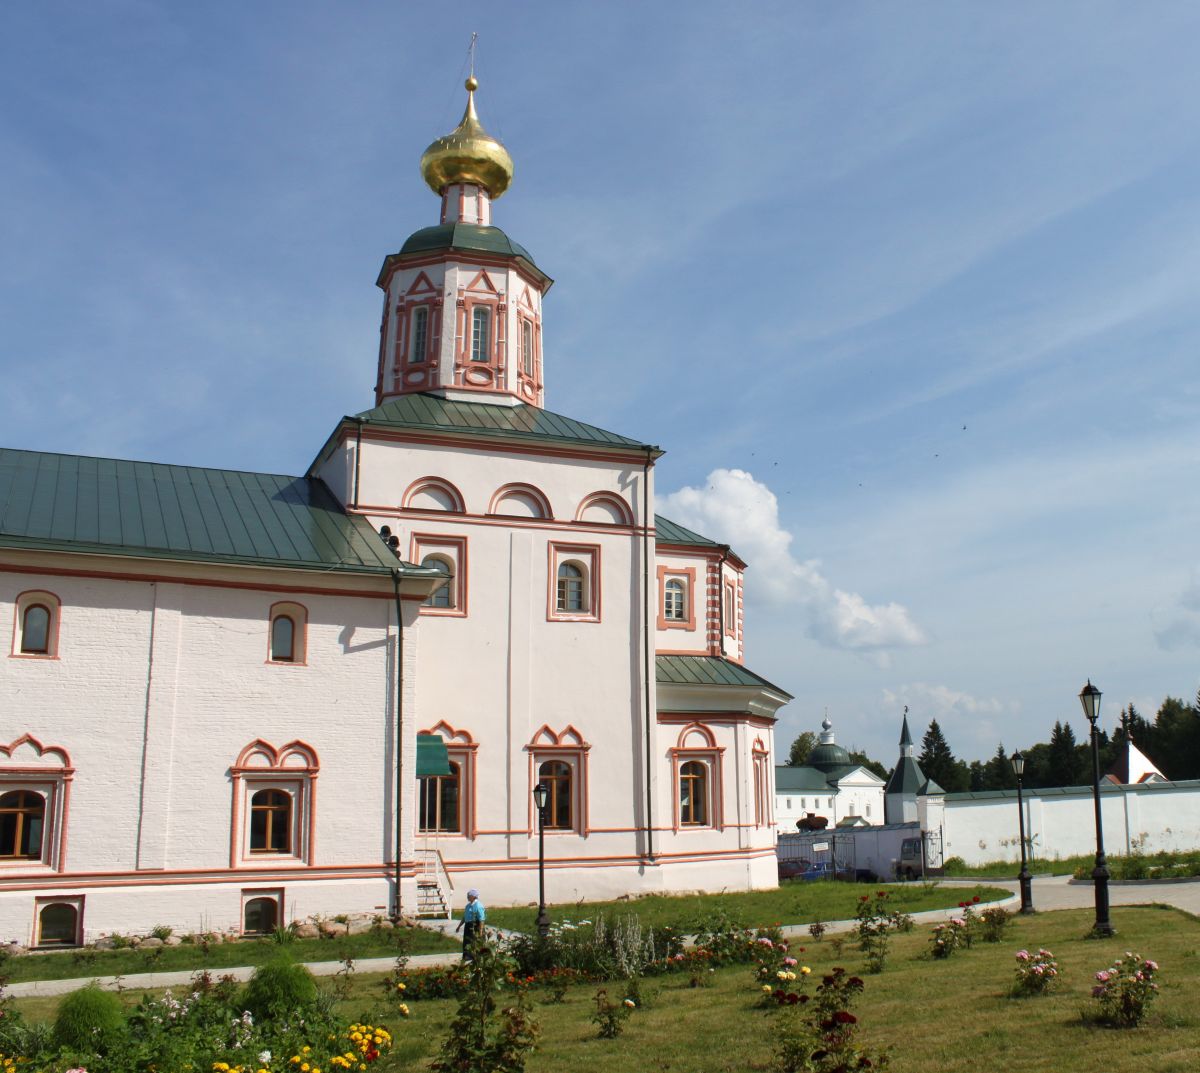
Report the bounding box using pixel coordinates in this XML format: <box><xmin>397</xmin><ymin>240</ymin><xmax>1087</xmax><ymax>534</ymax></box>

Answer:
<box><xmin>1</xmin><ymin>924</ymin><xmax>457</xmax><ymax>983</ymax></box>
<box><xmin>482</xmin><ymin>880</ymin><xmax>1010</xmax><ymax>934</ymax></box>
<box><xmin>13</xmin><ymin>905</ymin><xmax>1196</xmax><ymax>1073</ymax></box>
<box><xmin>944</xmin><ymin>855</ymin><xmax>1090</xmax><ymax>878</ymax></box>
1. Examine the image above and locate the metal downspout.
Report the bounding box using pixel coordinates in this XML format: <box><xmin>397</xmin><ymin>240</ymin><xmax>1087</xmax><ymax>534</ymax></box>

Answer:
<box><xmin>392</xmin><ymin>569</ymin><xmax>405</xmax><ymax>920</ymax></box>
<box><xmin>352</xmin><ymin>418</ymin><xmax>364</xmax><ymax>509</ymax></box>
<box><xmin>643</xmin><ymin>450</ymin><xmax>655</xmax><ymax>862</ymax></box>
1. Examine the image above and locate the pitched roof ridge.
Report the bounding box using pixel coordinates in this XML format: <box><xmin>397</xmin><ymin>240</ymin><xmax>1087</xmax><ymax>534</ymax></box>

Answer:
<box><xmin>0</xmin><ymin>445</ymin><xmax>303</xmax><ymax>484</ymax></box>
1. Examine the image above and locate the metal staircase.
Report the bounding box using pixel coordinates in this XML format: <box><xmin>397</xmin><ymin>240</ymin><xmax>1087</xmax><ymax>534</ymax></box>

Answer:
<box><xmin>415</xmin><ymin>847</ymin><xmax>453</xmax><ymax>919</ymax></box>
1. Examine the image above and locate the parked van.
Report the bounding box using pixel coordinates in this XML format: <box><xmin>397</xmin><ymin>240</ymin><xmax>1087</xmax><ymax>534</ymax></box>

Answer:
<box><xmin>898</xmin><ymin>837</ymin><xmax>924</xmax><ymax>879</ymax></box>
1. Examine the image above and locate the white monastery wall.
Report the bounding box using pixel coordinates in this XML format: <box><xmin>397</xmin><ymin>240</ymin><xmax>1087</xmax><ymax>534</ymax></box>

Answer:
<box><xmin>0</xmin><ymin>566</ymin><xmax>421</xmax><ymax>943</ymax></box>
<box><xmin>940</xmin><ymin>783</ymin><xmax>1200</xmax><ymax>865</ymax></box>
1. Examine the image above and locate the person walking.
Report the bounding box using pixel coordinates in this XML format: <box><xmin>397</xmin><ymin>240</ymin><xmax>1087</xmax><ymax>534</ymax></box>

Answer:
<box><xmin>456</xmin><ymin>888</ymin><xmax>486</xmax><ymax>961</ymax></box>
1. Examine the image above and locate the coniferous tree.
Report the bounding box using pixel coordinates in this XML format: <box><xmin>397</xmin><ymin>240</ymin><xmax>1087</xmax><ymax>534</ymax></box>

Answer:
<box><xmin>1047</xmin><ymin>721</ymin><xmax>1080</xmax><ymax>786</ymax></box>
<box><xmin>968</xmin><ymin>760</ymin><xmax>985</xmax><ymax>791</ymax></box>
<box><xmin>918</xmin><ymin>720</ymin><xmax>969</xmax><ymax>793</ymax></box>
<box><xmin>983</xmin><ymin>744</ymin><xmax>1015</xmax><ymax>790</ymax></box>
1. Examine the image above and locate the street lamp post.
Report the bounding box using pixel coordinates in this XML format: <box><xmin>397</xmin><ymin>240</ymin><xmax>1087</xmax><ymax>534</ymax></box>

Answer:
<box><xmin>1010</xmin><ymin>751</ymin><xmax>1034</xmax><ymax>914</ymax></box>
<box><xmin>1079</xmin><ymin>680</ymin><xmax>1114</xmax><ymax>937</ymax></box>
<box><xmin>532</xmin><ymin>782</ymin><xmax>550</xmax><ymax>939</ymax></box>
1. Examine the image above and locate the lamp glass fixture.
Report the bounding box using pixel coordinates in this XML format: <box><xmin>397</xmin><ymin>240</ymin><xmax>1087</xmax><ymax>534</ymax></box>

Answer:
<box><xmin>1079</xmin><ymin>680</ymin><xmax>1102</xmax><ymax>724</ymax></box>
<box><xmin>532</xmin><ymin>782</ymin><xmax>548</xmax><ymax>810</ymax></box>
<box><xmin>1010</xmin><ymin>750</ymin><xmax>1025</xmax><ymax>777</ymax></box>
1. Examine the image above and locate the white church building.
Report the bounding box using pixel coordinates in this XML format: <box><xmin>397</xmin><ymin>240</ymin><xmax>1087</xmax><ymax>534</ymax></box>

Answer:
<box><xmin>0</xmin><ymin>79</ymin><xmax>792</xmax><ymax>947</ymax></box>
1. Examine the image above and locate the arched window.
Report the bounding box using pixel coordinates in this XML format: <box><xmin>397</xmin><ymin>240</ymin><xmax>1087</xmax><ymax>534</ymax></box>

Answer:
<box><xmin>538</xmin><ymin>760</ymin><xmax>572</xmax><ymax>830</ymax></box>
<box><xmin>419</xmin><ymin>761</ymin><xmax>461</xmax><ymax>833</ymax></box>
<box><xmin>244</xmin><ymin>896</ymin><xmax>279</xmax><ymax>935</ymax></box>
<box><xmin>0</xmin><ymin>790</ymin><xmax>45</xmax><ymax>859</ymax></box>
<box><xmin>679</xmin><ymin>761</ymin><xmax>708</xmax><ymax>826</ymax></box>
<box><xmin>270</xmin><ymin>615</ymin><xmax>295</xmax><ymax>662</ymax></box>
<box><xmin>249</xmin><ymin>789</ymin><xmax>292</xmax><ymax>854</ymax></box>
<box><xmin>557</xmin><ymin>562</ymin><xmax>585</xmax><ymax>613</ymax></box>
<box><xmin>37</xmin><ymin>902</ymin><xmax>78</xmax><ymax>947</ymax></box>
<box><xmin>664</xmin><ymin>579</ymin><xmax>686</xmax><ymax>622</ymax></box>
<box><xmin>267</xmin><ymin>603</ymin><xmax>307</xmax><ymax>665</ymax></box>
<box><xmin>20</xmin><ymin>605</ymin><xmax>51</xmax><ymax>655</ymax></box>
<box><xmin>521</xmin><ymin>320</ymin><xmax>534</xmax><ymax>376</ymax></box>
<box><xmin>471</xmin><ymin>307</ymin><xmax>491</xmax><ymax>362</ymax></box>
<box><xmin>410</xmin><ymin>306</ymin><xmax>429</xmax><ymax>363</ymax></box>
<box><xmin>422</xmin><ymin>556</ymin><xmax>454</xmax><ymax>609</ymax></box>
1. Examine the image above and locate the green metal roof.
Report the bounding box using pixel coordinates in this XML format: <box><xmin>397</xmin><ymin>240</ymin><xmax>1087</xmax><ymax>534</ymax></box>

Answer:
<box><xmin>0</xmin><ymin>447</ymin><xmax>415</xmax><ymax>575</ymax></box>
<box><xmin>884</xmin><ymin>756</ymin><xmax>927</xmax><ymax>796</ymax></box>
<box><xmin>353</xmin><ymin>393</ymin><xmax>657</xmax><ymax>454</ymax></box>
<box><xmin>655</xmin><ymin>654</ymin><xmax>792</xmax><ymax>699</ymax></box>
<box><xmin>774</xmin><ymin>765</ymin><xmax>836</xmax><ymax>792</ymax></box>
<box><xmin>416</xmin><ymin>734</ymin><xmax>452</xmax><ymax>777</ymax></box>
<box><xmin>398</xmin><ymin>223</ymin><xmax>538</xmax><ymax>266</ymax></box>
<box><xmin>654</xmin><ymin>515</ymin><xmax>721</xmax><ymax>548</ymax></box>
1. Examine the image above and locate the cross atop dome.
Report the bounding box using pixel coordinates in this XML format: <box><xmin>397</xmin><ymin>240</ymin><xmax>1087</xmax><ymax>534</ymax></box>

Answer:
<box><xmin>372</xmin><ymin>70</ymin><xmax>551</xmax><ymax>409</ymax></box>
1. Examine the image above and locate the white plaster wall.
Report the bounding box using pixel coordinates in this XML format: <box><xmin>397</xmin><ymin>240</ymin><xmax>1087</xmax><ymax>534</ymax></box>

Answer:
<box><xmin>0</xmin><ymin>567</ymin><xmax>416</xmax><ymax>942</ymax></box>
<box><xmin>941</xmin><ymin>785</ymin><xmax>1200</xmax><ymax>865</ymax></box>
<box><xmin>654</xmin><ymin>550</ymin><xmax>709</xmax><ymax>654</ymax></box>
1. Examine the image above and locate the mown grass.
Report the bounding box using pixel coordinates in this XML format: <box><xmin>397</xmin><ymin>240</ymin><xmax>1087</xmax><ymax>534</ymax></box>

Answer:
<box><xmin>314</xmin><ymin>904</ymin><xmax>1200</xmax><ymax>1073</ymax></box>
<box><xmin>944</xmin><ymin>849</ymin><xmax>1200</xmax><ymax>880</ymax></box>
<box><xmin>482</xmin><ymin>880</ymin><xmax>1010</xmax><ymax>934</ymax></box>
<box><xmin>943</xmin><ymin>855</ymin><xmax>1093</xmax><ymax>878</ymax></box>
<box><xmin>0</xmin><ymin>924</ymin><xmax>457</xmax><ymax>983</ymax></box>
<box><xmin>12</xmin><ymin>905</ymin><xmax>1197</xmax><ymax>1072</ymax></box>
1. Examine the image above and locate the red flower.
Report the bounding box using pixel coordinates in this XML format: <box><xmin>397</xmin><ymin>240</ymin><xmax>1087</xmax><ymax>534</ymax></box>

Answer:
<box><xmin>972</xmin><ymin>895</ymin><xmax>981</xmax><ymax>903</ymax></box>
<box><xmin>876</xmin><ymin>891</ymin><xmax>887</xmax><ymax>898</ymax></box>
<box><xmin>834</xmin><ymin>1011</ymin><xmax>858</xmax><ymax>1024</ymax></box>
<box><xmin>860</xmin><ymin>895</ymin><xmax>869</xmax><ymax>902</ymax></box>
<box><xmin>786</xmin><ymin>993</ymin><xmax>800</xmax><ymax>1005</ymax></box>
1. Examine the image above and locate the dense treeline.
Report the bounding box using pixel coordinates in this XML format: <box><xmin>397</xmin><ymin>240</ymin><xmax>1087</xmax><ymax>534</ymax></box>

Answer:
<box><xmin>920</xmin><ymin>691</ymin><xmax>1200</xmax><ymax>792</ymax></box>
<box><xmin>785</xmin><ymin>690</ymin><xmax>1200</xmax><ymax>793</ymax></box>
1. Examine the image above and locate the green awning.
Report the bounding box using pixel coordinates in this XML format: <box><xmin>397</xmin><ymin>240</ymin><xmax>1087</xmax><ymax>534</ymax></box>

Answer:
<box><xmin>416</xmin><ymin>734</ymin><xmax>451</xmax><ymax>777</ymax></box>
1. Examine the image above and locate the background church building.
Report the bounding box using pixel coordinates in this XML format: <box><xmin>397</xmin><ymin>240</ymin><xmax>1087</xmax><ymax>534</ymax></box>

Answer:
<box><xmin>0</xmin><ymin>79</ymin><xmax>791</xmax><ymax>948</ymax></box>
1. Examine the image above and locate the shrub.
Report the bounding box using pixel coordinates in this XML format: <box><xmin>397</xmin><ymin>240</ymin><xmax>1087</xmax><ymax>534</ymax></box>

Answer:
<box><xmin>773</xmin><ymin>967</ymin><xmax>887</xmax><ymax>1073</ymax></box>
<box><xmin>54</xmin><ymin>984</ymin><xmax>125</xmax><ymax>1053</ymax></box>
<box><xmin>430</xmin><ymin>940</ymin><xmax>539</xmax><ymax>1073</ymax></box>
<box><xmin>854</xmin><ymin>891</ymin><xmax>893</xmax><ymax>974</ymax></box>
<box><xmin>241</xmin><ymin>959</ymin><xmax>319</xmax><ymax>1019</ymax></box>
<box><xmin>1090</xmin><ymin>952</ymin><xmax>1160</xmax><ymax>1027</ymax></box>
<box><xmin>591</xmin><ymin>988</ymin><xmax>635</xmax><ymax>1038</ymax></box>
<box><xmin>808</xmin><ymin>922</ymin><xmax>827</xmax><ymax>942</ymax></box>
<box><xmin>929</xmin><ymin>918</ymin><xmax>969</xmax><ymax>959</ymax></box>
<box><xmin>979</xmin><ymin>907</ymin><xmax>1012</xmax><ymax>942</ymax></box>
<box><xmin>1012</xmin><ymin>948</ymin><xmax>1060</xmax><ymax>996</ymax></box>
<box><xmin>150</xmin><ymin>924</ymin><xmax>173</xmax><ymax>941</ymax></box>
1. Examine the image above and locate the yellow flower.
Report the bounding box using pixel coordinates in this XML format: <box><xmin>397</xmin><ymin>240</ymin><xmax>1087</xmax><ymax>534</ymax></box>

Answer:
<box><xmin>761</xmin><ymin>984</ymin><xmax>772</xmax><ymax>992</ymax></box>
<box><xmin>396</xmin><ymin>982</ymin><xmax>406</xmax><ymax>990</ymax></box>
<box><xmin>801</xmin><ymin>966</ymin><xmax>811</xmax><ymax>975</ymax></box>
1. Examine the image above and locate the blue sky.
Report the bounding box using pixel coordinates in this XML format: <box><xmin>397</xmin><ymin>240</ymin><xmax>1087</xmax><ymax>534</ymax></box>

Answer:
<box><xmin>3</xmin><ymin>2</ymin><xmax>1200</xmax><ymax>763</ymax></box>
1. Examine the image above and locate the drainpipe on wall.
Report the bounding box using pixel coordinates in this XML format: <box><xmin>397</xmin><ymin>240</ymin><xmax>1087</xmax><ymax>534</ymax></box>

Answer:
<box><xmin>352</xmin><ymin>418</ymin><xmax>364</xmax><ymax>509</ymax></box>
<box><xmin>391</xmin><ymin>569</ymin><xmax>405</xmax><ymax>921</ymax></box>
<box><xmin>643</xmin><ymin>449</ymin><xmax>655</xmax><ymax>862</ymax></box>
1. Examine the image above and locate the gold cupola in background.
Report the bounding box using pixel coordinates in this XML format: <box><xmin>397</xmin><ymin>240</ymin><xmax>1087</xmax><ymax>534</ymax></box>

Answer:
<box><xmin>420</xmin><ymin>77</ymin><xmax>514</xmax><ymax>199</ymax></box>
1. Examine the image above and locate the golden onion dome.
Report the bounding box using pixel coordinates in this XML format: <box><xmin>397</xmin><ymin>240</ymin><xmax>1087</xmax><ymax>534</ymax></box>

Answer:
<box><xmin>420</xmin><ymin>77</ymin><xmax>514</xmax><ymax>199</ymax></box>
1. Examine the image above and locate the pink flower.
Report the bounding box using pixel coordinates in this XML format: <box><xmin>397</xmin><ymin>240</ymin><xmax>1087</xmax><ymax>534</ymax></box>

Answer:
<box><xmin>1145</xmin><ymin>960</ymin><xmax>1159</xmax><ymax>972</ymax></box>
<box><xmin>783</xmin><ymin>957</ymin><xmax>797</xmax><ymax>967</ymax></box>
<box><xmin>1095</xmin><ymin>971</ymin><xmax>1110</xmax><ymax>982</ymax></box>
<box><xmin>1015</xmin><ymin>950</ymin><xmax>1030</xmax><ymax>961</ymax></box>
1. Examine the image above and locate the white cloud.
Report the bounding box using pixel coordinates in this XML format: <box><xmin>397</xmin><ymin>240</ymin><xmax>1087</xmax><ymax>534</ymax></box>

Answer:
<box><xmin>1154</xmin><ymin>569</ymin><xmax>1200</xmax><ymax>651</ymax></box>
<box><xmin>659</xmin><ymin>468</ymin><xmax>925</xmax><ymax>651</ymax></box>
<box><xmin>881</xmin><ymin>682</ymin><xmax>1015</xmax><ymax>756</ymax></box>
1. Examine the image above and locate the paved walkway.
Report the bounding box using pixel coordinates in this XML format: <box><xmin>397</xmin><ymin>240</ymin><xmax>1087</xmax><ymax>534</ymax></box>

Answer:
<box><xmin>940</xmin><ymin>873</ymin><xmax>1200</xmax><ymax>914</ymax></box>
<box><xmin>9</xmin><ymin>879</ymin><xmax>1197</xmax><ymax>999</ymax></box>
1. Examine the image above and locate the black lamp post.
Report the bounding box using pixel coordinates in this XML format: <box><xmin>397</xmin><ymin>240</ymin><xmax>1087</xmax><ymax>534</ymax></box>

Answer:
<box><xmin>532</xmin><ymin>782</ymin><xmax>550</xmax><ymax>939</ymax></box>
<box><xmin>1010</xmin><ymin>751</ymin><xmax>1034</xmax><ymax>914</ymax></box>
<box><xmin>1079</xmin><ymin>680</ymin><xmax>1114</xmax><ymax>937</ymax></box>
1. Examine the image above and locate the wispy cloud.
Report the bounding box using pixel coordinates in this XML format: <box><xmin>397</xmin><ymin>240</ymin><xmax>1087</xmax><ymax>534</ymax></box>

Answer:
<box><xmin>660</xmin><ymin>468</ymin><xmax>925</xmax><ymax>651</ymax></box>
